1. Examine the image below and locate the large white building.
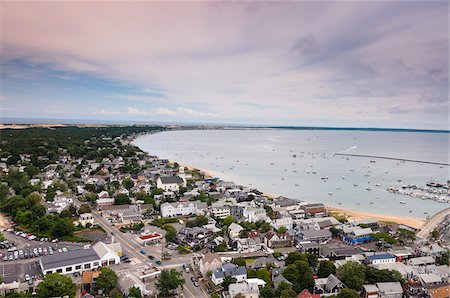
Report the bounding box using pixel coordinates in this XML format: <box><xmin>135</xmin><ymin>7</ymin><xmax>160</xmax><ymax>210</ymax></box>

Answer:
<box><xmin>39</xmin><ymin>242</ymin><xmax>120</xmax><ymax>275</ymax></box>
<box><xmin>160</xmin><ymin>201</ymin><xmax>207</xmax><ymax>217</ymax></box>
<box><xmin>156</xmin><ymin>176</ymin><xmax>186</xmax><ymax>192</ymax></box>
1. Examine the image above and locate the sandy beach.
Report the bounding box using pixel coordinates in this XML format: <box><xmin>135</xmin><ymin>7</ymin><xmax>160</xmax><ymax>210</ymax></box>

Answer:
<box><xmin>177</xmin><ymin>162</ymin><xmax>216</xmax><ymax>178</ymax></box>
<box><xmin>328</xmin><ymin>207</ymin><xmax>425</xmax><ymax>229</ymax></box>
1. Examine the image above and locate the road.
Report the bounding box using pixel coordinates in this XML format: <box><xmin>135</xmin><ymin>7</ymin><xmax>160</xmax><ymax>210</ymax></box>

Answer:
<box><xmin>78</xmin><ymin>200</ymin><xmax>207</xmax><ymax>298</ymax></box>
<box><xmin>416</xmin><ymin>207</ymin><xmax>450</xmax><ymax>239</ymax></box>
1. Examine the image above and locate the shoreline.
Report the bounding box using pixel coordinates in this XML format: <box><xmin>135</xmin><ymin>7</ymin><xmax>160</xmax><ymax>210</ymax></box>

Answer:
<box><xmin>133</xmin><ymin>132</ymin><xmax>429</xmax><ymax>229</ymax></box>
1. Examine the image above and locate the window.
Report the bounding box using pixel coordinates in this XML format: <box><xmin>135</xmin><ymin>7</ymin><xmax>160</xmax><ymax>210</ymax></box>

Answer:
<box><xmin>66</xmin><ymin>266</ymin><xmax>72</xmax><ymax>272</ymax></box>
<box><xmin>93</xmin><ymin>262</ymin><xmax>99</xmax><ymax>267</ymax></box>
<box><xmin>84</xmin><ymin>263</ymin><xmax>91</xmax><ymax>269</ymax></box>
<box><xmin>46</xmin><ymin>271</ymin><xmax>52</xmax><ymax>274</ymax></box>
<box><xmin>56</xmin><ymin>269</ymin><xmax>62</xmax><ymax>273</ymax></box>
<box><xmin>75</xmin><ymin>265</ymin><xmax>81</xmax><ymax>270</ymax></box>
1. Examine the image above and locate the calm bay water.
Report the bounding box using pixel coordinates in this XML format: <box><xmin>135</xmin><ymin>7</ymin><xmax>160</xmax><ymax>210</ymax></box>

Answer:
<box><xmin>134</xmin><ymin>129</ymin><xmax>449</xmax><ymax>219</ymax></box>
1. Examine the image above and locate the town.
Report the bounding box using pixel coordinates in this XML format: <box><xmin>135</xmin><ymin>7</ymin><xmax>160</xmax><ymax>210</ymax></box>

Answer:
<box><xmin>0</xmin><ymin>126</ymin><xmax>448</xmax><ymax>298</ymax></box>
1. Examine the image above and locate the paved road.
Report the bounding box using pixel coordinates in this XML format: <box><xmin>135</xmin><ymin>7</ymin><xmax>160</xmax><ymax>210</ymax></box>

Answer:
<box><xmin>416</xmin><ymin>207</ymin><xmax>450</xmax><ymax>239</ymax></box>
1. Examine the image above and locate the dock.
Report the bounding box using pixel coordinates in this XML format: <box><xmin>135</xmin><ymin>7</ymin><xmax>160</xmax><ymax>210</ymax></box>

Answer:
<box><xmin>334</xmin><ymin>153</ymin><xmax>449</xmax><ymax>166</ymax></box>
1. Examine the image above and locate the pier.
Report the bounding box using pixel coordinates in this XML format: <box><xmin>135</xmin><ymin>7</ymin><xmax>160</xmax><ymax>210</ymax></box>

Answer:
<box><xmin>334</xmin><ymin>153</ymin><xmax>449</xmax><ymax>166</ymax></box>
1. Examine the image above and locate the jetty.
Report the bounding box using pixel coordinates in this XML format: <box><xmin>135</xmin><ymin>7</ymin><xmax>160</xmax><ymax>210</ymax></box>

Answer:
<box><xmin>334</xmin><ymin>153</ymin><xmax>449</xmax><ymax>166</ymax></box>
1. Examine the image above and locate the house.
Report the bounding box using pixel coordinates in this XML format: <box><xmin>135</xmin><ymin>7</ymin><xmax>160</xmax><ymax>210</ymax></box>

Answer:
<box><xmin>376</xmin><ymin>282</ymin><xmax>403</xmax><ymax>298</ymax></box>
<box><xmin>271</xmin><ymin>217</ymin><xmax>294</xmax><ymax>230</ymax></box>
<box><xmin>272</xmin><ymin>268</ymin><xmax>292</xmax><ymax>288</ymax></box>
<box><xmin>81</xmin><ymin>271</ymin><xmax>102</xmax><ymax>294</ymax></box>
<box><xmin>228</xmin><ymin>223</ymin><xmax>244</xmax><ymax>240</ymax></box>
<box><xmin>363</xmin><ymin>284</ymin><xmax>380</xmax><ymax>298</ymax></box>
<box><xmin>160</xmin><ymin>201</ymin><xmax>207</xmax><ymax>218</ymax></box>
<box><xmin>321</xmin><ymin>246</ymin><xmax>365</xmax><ymax>260</ymax></box>
<box><xmin>228</xmin><ymin>281</ymin><xmax>259</xmax><ymax>298</ymax></box>
<box><xmin>366</xmin><ymin>253</ymin><xmax>396</xmax><ymax>265</ymax></box>
<box><xmin>407</xmin><ymin>256</ymin><xmax>436</xmax><ymax>267</ymax></box>
<box><xmin>298</xmin><ymin>289</ymin><xmax>321</xmax><ymax>298</ymax></box>
<box><xmin>237</xmin><ymin>237</ymin><xmax>263</xmax><ymax>253</ymax></box>
<box><xmin>156</xmin><ymin>176</ymin><xmax>186</xmax><ymax>192</ymax></box>
<box><xmin>298</xmin><ymin>242</ymin><xmax>321</xmax><ymax>256</ymax></box>
<box><xmin>79</xmin><ymin>213</ymin><xmax>95</xmax><ymax>227</ymax></box>
<box><xmin>244</xmin><ymin>207</ymin><xmax>270</xmax><ymax>223</ymax></box>
<box><xmin>296</xmin><ymin>229</ymin><xmax>332</xmax><ymax>243</ymax></box>
<box><xmin>264</xmin><ymin>231</ymin><xmax>293</xmax><ymax>248</ymax></box>
<box><xmin>211</xmin><ymin>263</ymin><xmax>247</xmax><ymax>285</ymax></box>
<box><xmin>314</xmin><ymin>274</ymin><xmax>346</xmax><ymax>295</ymax></box>
<box><xmin>342</xmin><ymin>227</ymin><xmax>373</xmax><ymax>244</ymax></box>
<box><xmin>198</xmin><ymin>252</ymin><xmax>222</xmax><ymax>276</ymax></box>
<box><xmin>301</xmin><ymin>203</ymin><xmax>326</xmax><ymax>216</ymax></box>
<box><xmin>210</xmin><ymin>201</ymin><xmax>231</xmax><ymax>219</ymax></box>
<box><xmin>177</xmin><ymin>227</ymin><xmax>212</xmax><ymax>249</ymax></box>
<box><xmin>96</xmin><ymin>197</ymin><xmax>115</xmax><ymax>206</ymax></box>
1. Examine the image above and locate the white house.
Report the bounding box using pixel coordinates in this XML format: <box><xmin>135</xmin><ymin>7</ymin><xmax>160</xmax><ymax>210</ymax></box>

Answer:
<box><xmin>78</xmin><ymin>213</ymin><xmax>95</xmax><ymax>227</ymax></box>
<box><xmin>271</xmin><ymin>217</ymin><xmax>294</xmax><ymax>230</ymax></box>
<box><xmin>229</xmin><ymin>282</ymin><xmax>260</xmax><ymax>298</ymax></box>
<box><xmin>228</xmin><ymin>223</ymin><xmax>244</xmax><ymax>240</ymax></box>
<box><xmin>366</xmin><ymin>253</ymin><xmax>396</xmax><ymax>265</ymax></box>
<box><xmin>96</xmin><ymin>198</ymin><xmax>115</xmax><ymax>206</ymax></box>
<box><xmin>160</xmin><ymin>201</ymin><xmax>207</xmax><ymax>217</ymax></box>
<box><xmin>156</xmin><ymin>176</ymin><xmax>186</xmax><ymax>192</ymax></box>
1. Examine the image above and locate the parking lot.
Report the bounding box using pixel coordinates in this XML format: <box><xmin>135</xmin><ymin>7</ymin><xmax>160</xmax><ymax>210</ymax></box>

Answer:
<box><xmin>0</xmin><ymin>260</ymin><xmax>42</xmax><ymax>283</ymax></box>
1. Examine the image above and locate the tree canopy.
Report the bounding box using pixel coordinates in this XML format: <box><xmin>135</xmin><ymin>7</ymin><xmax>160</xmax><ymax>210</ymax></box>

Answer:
<box><xmin>37</xmin><ymin>273</ymin><xmax>75</xmax><ymax>298</ymax></box>
<box><xmin>155</xmin><ymin>269</ymin><xmax>185</xmax><ymax>297</ymax></box>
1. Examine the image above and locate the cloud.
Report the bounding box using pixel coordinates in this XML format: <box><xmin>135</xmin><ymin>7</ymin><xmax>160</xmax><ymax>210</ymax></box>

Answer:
<box><xmin>0</xmin><ymin>1</ymin><xmax>448</xmax><ymax>129</ymax></box>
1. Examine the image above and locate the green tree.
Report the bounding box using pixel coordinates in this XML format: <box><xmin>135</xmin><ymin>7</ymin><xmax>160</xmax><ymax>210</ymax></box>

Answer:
<box><xmin>128</xmin><ymin>286</ymin><xmax>142</xmax><ymax>298</ymax></box>
<box><xmin>155</xmin><ymin>269</ymin><xmax>185</xmax><ymax>297</ymax></box>
<box><xmin>221</xmin><ymin>276</ymin><xmax>237</xmax><ymax>291</ymax></box>
<box><xmin>108</xmin><ymin>288</ymin><xmax>124</xmax><ymax>298</ymax></box>
<box><xmin>275</xmin><ymin>282</ymin><xmax>296</xmax><ymax>298</ymax></box>
<box><xmin>282</xmin><ymin>260</ymin><xmax>314</xmax><ymax>293</ymax></box>
<box><xmin>285</xmin><ymin>251</ymin><xmax>308</xmax><ymax>266</ymax></box>
<box><xmin>37</xmin><ymin>273</ymin><xmax>75</xmax><ymax>298</ymax></box>
<box><xmin>336</xmin><ymin>261</ymin><xmax>365</xmax><ymax>290</ymax></box>
<box><xmin>95</xmin><ymin>267</ymin><xmax>118</xmax><ymax>294</ymax></box>
<box><xmin>78</xmin><ymin>203</ymin><xmax>92</xmax><ymax>214</ymax></box>
<box><xmin>231</xmin><ymin>258</ymin><xmax>246</xmax><ymax>267</ymax></box>
<box><xmin>53</xmin><ymin>218</ymin><xmax>75</xmax><ymax>237</ymax></box>
<box><xmin>260</xmin><ymin>285</ymin><xmax>276</xmax><ymax>298</ymax></box>
<box><xmin>115</xmin><ymin>193</ymin><xmax>131</xmax><ymax>205</ymax></box>
<box><xmin>256</xmin><ymin>268</ymin><xmax>271</xmax><ymax>285</ymax></box>
<box><xmin>277</xmin><ymin>226</ymin><xmax>287</xmax><ymax>234</ymax></box>
<box><xmin>337</xmin><ymin>288</ymin><xmax>359</xmax><ymax>298</ymax></box>
<box><xmin>122</xmin><ymin>178</ymin><xmax>135</xmax><ymax>190</ymax></box>
<box><xmin>263</xmin><ymin>205</ymin><xmax>274</xmax><ymax>219</ymax></box>
<box><xmin>163</xmin><ymin>224</ymin><xmax>177</xmax><ymax>243</ymax></box>
<box><xmin>318</xmin><ymin>260</ymin><xmax>336</xmax><ymax>278</ymax></box>
<box><xmin>222</xmin><ymin>216</ymin><xmax>235</xmax><ymax>227</ymax></box>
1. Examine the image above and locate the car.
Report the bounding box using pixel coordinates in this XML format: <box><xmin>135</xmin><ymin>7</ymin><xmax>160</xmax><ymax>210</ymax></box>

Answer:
<box><xmin>190</xmin><ymin>277</ymin><xmax>197</xmax><ymax>283</ymax></box>
<box><xmin>3</xmin><ymin>256</ymin><xmax>7</xmax><ymax>261</ymax></box>
<box><xmin>123</xmin><ymin>259</ymin><xmax>131</xmax><ymax>263</ymax></box>
<box><xmin>8</xmin><ymin>255</ymin><xmax>13</xmax><ymax>261</ymax></box>
<box><xmin>25</xmin><ymin>274</ymin><xmax>30</xmax><ymax>281</ymax></box>
<box><xmin>57</xmin><ymin>248</ymin><xmax>62</xmax><ymax>253</ymax></box>
<box><xmin>193</xmin><ymin>281</ymin><xmax>199</xmax><ymax>287</ymax></box>
<box><xmin>148</xmin><ymin>255</ymin><xmax>155</xmax><ymax>260</ymax></box>
<box><xmin>155</xmin><ymin>259</ymin><xmax>162</xmax><ymax>265</ymax></box>
<box><xmin>62</xmin><ymin>247</ymin><xmax>68</xmax><ymax>252</ymax></box>
<box><xmin>140</xmin><ymin>249</ymin><xmax>146</xmax><ymax>254</ymax></box>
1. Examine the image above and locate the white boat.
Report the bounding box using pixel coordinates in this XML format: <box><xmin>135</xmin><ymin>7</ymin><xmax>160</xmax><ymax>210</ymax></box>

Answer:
<box><xmin>336</xmin><ymin>186</ymin><xmax>341</xmax><ymax>190</ymax></box>
<box><xmin>353</xmin><ymin>183</ymin><xmax>358</xmax><ymax>186</ymax></box>
<box><xmin>400</xmin><ymin>201</ymin><xmax>406</xmax><ymax>204</ymax></box>
<box><xmin>366</xmin><ymin>187</ymin><xmax>372</xmax><ymax>191</ymax></box>
<box><xmin>328</xmin><ymin>192</ymin><xmax>334</xmax><ymax>196</ymax></box>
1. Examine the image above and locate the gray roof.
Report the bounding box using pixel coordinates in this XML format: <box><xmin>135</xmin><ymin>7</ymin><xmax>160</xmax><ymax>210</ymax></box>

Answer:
<box><xmin>300</xmin><ymin>229</ymin><xmax>332</xmax><ymax>238</ymax></box>
<box><xmin>159</xmin><ymin>176</ymin><xmax>184</xmax><ymax>184</ymax></box>
<box><xmin>376</xmin><ymin>282</ymin><xmax>403</xmax><ymax>294</ymax></box>
<box><xmin>213</xmin><ymin>263</ymin><xmax>247</xmax><ymax>279</ymax></box>
<box><xmin>40</xmin><ymin>248</ymin><xmax>100</xmax><ymax>270</ymax></box>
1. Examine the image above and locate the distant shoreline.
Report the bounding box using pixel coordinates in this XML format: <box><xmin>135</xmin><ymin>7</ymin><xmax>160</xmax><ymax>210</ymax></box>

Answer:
<box><xmin>1</xmin><ymin>118</ymin><xmax>449</xmax><ymax>133</ymax></box>
<box><xmin>133</xmin><ymin>132</ymin><xmax>428</xmax><ymax>229</ymax></box>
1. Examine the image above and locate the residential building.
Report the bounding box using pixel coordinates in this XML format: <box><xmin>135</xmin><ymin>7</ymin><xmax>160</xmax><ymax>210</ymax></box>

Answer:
<box><xmin>298</xmin><ymin>289</ymin><xmax>320</xmax><ymax>298</ymax></box>
<box><xmin>376</xmin><ymin>282</ymin><xmax>403</xmax><ymax>298</ymax></box>
<box><xmin>198</xmin><ymin>252</ymin><xmax>222</xmax><ymax>276</ymax></box>
<box><xmin>96</xmin><ymin>197</ymin><xmax>115</xmax><ymax>206</ymax></box>
<box><xmin>264</xmin><ymin>231</ymin><xmax>293</xmax><ymax>248</ymax></box>
<box><xmin>366</xmin><ymin>253</ymin><xmax>396</xmax><ymax>265</ymax></box>
<box><xmin>296</xmin><ymin>229</ymin><xmax>332</xmax><ymax>243</ymax></box>
<box><xmin>211</xmin><ymin>263</ymin><xmax>247</xmax><ymax>285</ymax></box>
<box><xmin>160</xmin><ymin>201</ymin><xmax>207</xmax><ymax>217</ymax></box>
<box><xmin>301</xmin><ymin>203</ymin><xmax>326</xmax><ymax>216</ymax></box>
<box><xmin>228</xmin><ymin>282</ymin><xmax>259</xmax><ymax>298</ymax></box>
<box><xmin>237</xmin><ymin>237</ymin><xmax>263</xmax><ymax>253</ymax></box>
<box><xmin>228</xmin><ymin>223</ymin><xmax>244</xmax><ymax>240</ymax></box>
<box><xmin>156</xmin><ymin>176</ymin><xmax>186</xmax><ymax>192</ymax></box>
<box><xmin>79</xmin><ymin>213</ymin><xmax>95</xmax><ymax>227</ymax></box>
<box><xmin>314</xmin><ymin>274</ymin><xmax>346</xmax><ymax>295</ymax></box>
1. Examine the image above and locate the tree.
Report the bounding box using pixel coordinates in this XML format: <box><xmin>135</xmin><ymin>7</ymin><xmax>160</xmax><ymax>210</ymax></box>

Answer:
<box><xmin>285</xmin><ymin>252</ymin><xmax>308</xmax><ymax>266</ymax></box>
<box><xmin>282</xmin><ymin>260</ymin><xmax>314</xmax><ymax>293</ymax></box>
<box><xmin>263</xmin><ymin>205</ymin><xmax>274</xmax><ymax>219</ymax></box>
<box><xmin>260</xmin><ymin>285</ymin><xmax>276</xmax><ymax>298</ymax></box>
<box><xmin>53</xmin><ymin>218</ymin><xmax>75</xmax><ymax>237</ymax></box>
<box><xmin>115</xmin><ymin>193</ymin><xmax>131</xmax><ymax>205</ymax></box>
<box><xmin>222</xmin><ymin>216</ymin><xmax>235</xmax><ymax>227</ymax></box>
<box><xmin>221</xmin><ymin>276</ymin><xmax>237</xmax><ymax>291</ymax></box>
<box><xmin>78</xmin><ymin>203</ymin><xmax>92</xmax><ymax>214</ymax></box>
<box><xmin>276</xmin><ymin>282</ymin><xmax>296</xmax><ymax>298</ymax></box>
<box><xmin>108</xmin><ymin>288</ymin><xmax>124</xmax><ymax>298</ymax></box>
<box><xmin>318</xmin><ymin>260</ymin><xmax>336</xmax><ymax>278</ymax></box>
<box><xmin>155</xmin><ymin>269</ymin><xmax>185</xmax><ymax>297</ymax></box>
<box><xmin>122</xmin><ymin>178</ymin><xmax>135</xmax><ymax>190</ymax></box>
<box><xmin>336</xmin><ymin>261</ymin><xmax>365</xmax><ymax>290</ymax></box>
<box><xmin>364</xmin><ymin>267</ymin><xmax>403</xmax><ymax>284</ymax></box>
<box><xmin>256</xmin><ymin>268</ymin><xmax>271</xmax><ymax>286</ymax></box>
<box><xmin>231</xmin><ymin>258</ymin><xmax>246</xmax><ymax>267</ymax></box>
<box><xmin>128</xmin><ymin>286</ymin><xmax>142</xmax><ymax>298</ymax></box>
<box><xmin>96</xmin><ymin>267</ymin><xmax>118</xmax><ymax>294</ymax></box>
<box><xmin>277</xmin><ymin>226</ymin><xmax>287</xmax><ymax>234</ymax></box>
<box><xmin>337</xmin><ymin>288</ymin><xmax>359</xmax><ymax>298</ymax></box>
<box><xmin>163</xmin><ymin>224</ymin><xmax>177</xmax><ymax>243</ymax></box>
<box><xmin>37</xmin><ymin>273</ymin><xmax>75</xmax><ymax>298</ymax></box>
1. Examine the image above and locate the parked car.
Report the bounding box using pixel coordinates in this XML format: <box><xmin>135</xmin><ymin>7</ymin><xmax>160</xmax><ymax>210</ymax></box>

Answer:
<box><xmin>140</xmin><ymin>249</ymin><xmax>146</xmax><ymax>254</ymax></box>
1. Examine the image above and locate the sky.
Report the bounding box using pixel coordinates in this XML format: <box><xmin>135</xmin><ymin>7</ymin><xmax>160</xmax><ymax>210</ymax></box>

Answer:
<box><xmin>0</xmin><ymin>1</ymin><xmax>448</xmax><ymax>129</ymax></box>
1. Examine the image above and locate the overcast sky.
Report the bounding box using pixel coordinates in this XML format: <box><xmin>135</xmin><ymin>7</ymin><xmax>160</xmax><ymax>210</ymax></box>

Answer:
<box><xmin>0</xmin><ymin>1</ymin><xmax>448</xmax><ymax>129</ymax></box>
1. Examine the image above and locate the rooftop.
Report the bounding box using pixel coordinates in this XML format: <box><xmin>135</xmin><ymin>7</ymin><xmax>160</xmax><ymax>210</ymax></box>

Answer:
<box><xmin>40</xmin><ymin>248</ymin><xmax>99</xmax><ymax>270</ymax></box>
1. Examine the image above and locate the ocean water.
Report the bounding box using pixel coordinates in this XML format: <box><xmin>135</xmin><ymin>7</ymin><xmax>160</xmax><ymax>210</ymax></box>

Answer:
<box><xmin>134</xmin><ymin>129</ymin><xmax>450</xmax><ymax>219</ymax></box>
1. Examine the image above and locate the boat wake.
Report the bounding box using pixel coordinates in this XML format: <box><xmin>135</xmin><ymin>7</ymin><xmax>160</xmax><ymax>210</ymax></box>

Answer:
<box><xmin>341</xmin><ymin>145</ymin><xmax>358</xmax><ymax>153</ymax></box>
